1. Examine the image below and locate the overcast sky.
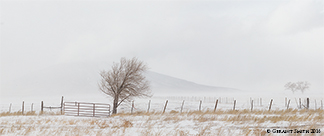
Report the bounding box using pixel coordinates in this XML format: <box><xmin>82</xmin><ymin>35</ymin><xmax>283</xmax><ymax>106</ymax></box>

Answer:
<box><xmin>0</xmin><ymin>0</ymin><xmax>323</xmax><ymax>93</ymax></box>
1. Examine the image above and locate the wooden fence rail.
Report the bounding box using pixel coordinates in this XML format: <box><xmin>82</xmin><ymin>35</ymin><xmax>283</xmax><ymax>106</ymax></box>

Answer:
<box><xmin>64</xmin><ymin>102</ymin><xmax>110</xmax><ymax>117</ymax></box>
<box><xmin>41</xmin><ymin>96</ymin><xmax>64</xmax><ymax>114</ymax></box>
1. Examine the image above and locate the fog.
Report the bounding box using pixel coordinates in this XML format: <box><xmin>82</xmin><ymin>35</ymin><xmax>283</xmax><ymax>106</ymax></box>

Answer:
<box><xmin>1</xmin><ymin>0</ymin><xmax>323</xmax><ymax>93</ymax></box>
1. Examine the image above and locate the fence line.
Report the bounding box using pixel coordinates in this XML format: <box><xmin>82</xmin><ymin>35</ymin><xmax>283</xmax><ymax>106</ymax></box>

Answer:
<box><xmin>1</xmin><ymin>97</ymin><xmax>323</xmax><ymax>116</ymax></box>
<box><xmin>41</xmin><ymin>96</ymin><xmax>64</xmax><ymax>114</ymax></box>
<box><xmin>129</xmin><ymin>97</ymin><xmax>323</xmax><ymax>113</ymax></box>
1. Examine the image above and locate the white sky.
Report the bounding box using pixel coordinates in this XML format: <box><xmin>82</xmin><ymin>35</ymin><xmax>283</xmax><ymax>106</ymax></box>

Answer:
<box><xmin>0</xmin><ymin>0</ymin><xmax>323</xmax><ymax>92</ymax></box>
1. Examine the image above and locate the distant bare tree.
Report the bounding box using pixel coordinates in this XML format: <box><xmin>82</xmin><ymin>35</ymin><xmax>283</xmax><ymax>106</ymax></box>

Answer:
<box><xmin>285</xmin><ymin>82</ymin><xmax>298</xmax><ymax>93</ymax></box>
<box><xmin>285</xmin><ymin>81</ymin><xmax>310</xmax><ymax>94</ymax></box>
<box><xmin>296</xmin><ymin>81</ymin><xmax>310</xmax><ymax>94</ymax></box>
<box><xmin>99</xmin><ymin>57</ymin><xmax>151</xmax><ymax>114</ymax></box>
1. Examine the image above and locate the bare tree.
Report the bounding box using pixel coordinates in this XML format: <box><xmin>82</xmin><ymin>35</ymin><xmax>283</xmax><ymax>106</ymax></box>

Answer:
<box><xmin>296</xmin><ymin>81</ymin><xmax>310</xmax><ymax>94</ymax></box>
<box><xmin>285</xmin><ymin>82</ymin><xmax>297</xmax><ymax>93</ymax></box>
<box><xmin>285</xmin><ymin>81</ymin><xmax>310</xmax><ymax>94</ymax></box>
<box><xmin>99</xmin><ymin>57</ymin><xmax>151</xmax><ymax>114</ymax></box>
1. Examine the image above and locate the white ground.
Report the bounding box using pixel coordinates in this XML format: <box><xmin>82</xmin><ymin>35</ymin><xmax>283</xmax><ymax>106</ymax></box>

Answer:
<box><xmin>1</xmin><ymin>110</ymin><xmax>323</xmax><ymax>136</ymax></box>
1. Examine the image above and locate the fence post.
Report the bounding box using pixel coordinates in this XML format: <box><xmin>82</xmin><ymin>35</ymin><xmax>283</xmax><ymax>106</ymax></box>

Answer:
<box><xmin>147</xmin><ymin>100</ymin><xmax>151</xmax><ymax>113</ymax></box>
<box><xmin>180</xmin><ymin>100</ymin><xmax>185</xmax><ymax>113</ymax></box>
<box><xmin>131</xmin><ymin>101</ymin><xmax>134</xmax><ymax>114</ymax></box>
<box><xmin>233</xmin><ymin>100</ymin><xmax>236</xmax><ymax>110</ymax></box>
<box><xmin>93</xmin><ymin>104</ymin><xmax>95</xmax><ymax>117</ymax></box>
<box><xmin>287</xmin><ymin>99</ymin><xmax>290</xmax><ymax>109</ymax></box>
<box><xmin>299</xmin><ymin>98</ymin><xmax>301</xmax><ymax>109</ymax></box>
<box><xmin>260</xmin><ymin>98</ymin><xmax>262</xmax><ymax>106</ymax></box>
<box><xmin>285</xmin><ymin>97</ymin><xmax>287</xmax><ymax>107</ymax></box>
<box><xmin>61</xmin><ymin>96</ymin><xmax>64</xmax><ymax>114</ymax></box>
<box><xmin>163</xmin><ymin>100</ymin><xmax>168</xmax><ymax>114</ymax></box>
<box><xmin>77</xmin><ymin>103</ymin><xmax>80</xmax><ymax>116</ymax></box>
<box><xmin>22</xmin><ymin>101</ymin><xmax>24</xmax><ymax>114</ymax></box>
<box><xmin>109</xmin><ymin>104</ymin><xmax>111</xmax><ymax>116</ymax></box>
<box><xmin>294</xmin><ymin>98</ymin><xmax>298</xmax><ymax>108</ymax></box>
<box><xmin>199</xmin><ymin>100</ymin><xmax>202</xmax><ymax>111</ymax></box>
<box><xmin>41</xmin><ymin>101</ymin><xmax>44</xmax><ymax>112</ymax></box>
<box><xmin>31</xmin><ymin>103</ymin><xmax>34</xmax><ymax>112</ymax></box>
<box><xmin>9</xmin><ymin>103</ymin><xmax>12</xmax><ymax>113</ymax></box>
<box><xmin>315</xmin><ymin>100</ymin><xmax>317</xmax><ymax>110</ymax></box>
<box><xmin>321</xmin><ymin>100</ymin><xmax>323</xmax><ymax>110</ymax></box>
<box><xmin>251</xmin><ymin>100</ymin><xmax>253</xmax><ymax>111</ymax></box>
<box><xmin>214</xmin><ymin>99</ymin><xmax>218</xmax><ymax>112</ymax></box>
<box><xmin>306</xmin><ymin>98</ymin><xmax>309</xmax><ymax>109</ymax></box>
<box><xmin>269</xmin><ymin>99</ymin><xmax>273</xmax><ymax>111</ymax></box>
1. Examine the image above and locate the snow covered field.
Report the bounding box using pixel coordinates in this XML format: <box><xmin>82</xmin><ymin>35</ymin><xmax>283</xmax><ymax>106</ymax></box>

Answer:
<box><xmin>1</xmin><ymin>109</ymin><xmax>323</xmax><ymax>136</ymax></box>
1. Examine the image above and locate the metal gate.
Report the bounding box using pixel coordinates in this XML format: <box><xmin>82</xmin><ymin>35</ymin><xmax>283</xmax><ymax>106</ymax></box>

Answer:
<box><xmin>64</xmin><ymin>102</ymin><xmax>110</xmax><ymax>117</ymax></box>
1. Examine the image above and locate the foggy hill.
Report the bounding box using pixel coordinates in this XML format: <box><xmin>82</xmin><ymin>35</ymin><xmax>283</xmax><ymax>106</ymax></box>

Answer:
<box><xmin>145</xmin><ymin>71</ymin><xmax>239</xmax><ymax>96</ymax></box>
<box><xmin>1</xmin><ymin>62</ymin><xmax>239</xmax><ymax>97</ymax></box>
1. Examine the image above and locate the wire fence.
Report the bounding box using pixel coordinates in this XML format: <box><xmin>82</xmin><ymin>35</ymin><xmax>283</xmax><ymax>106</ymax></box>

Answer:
<box><xmin>1</xmin><ymin>96</ymin><xmax>323</xmax><ymax>116</ymax></box>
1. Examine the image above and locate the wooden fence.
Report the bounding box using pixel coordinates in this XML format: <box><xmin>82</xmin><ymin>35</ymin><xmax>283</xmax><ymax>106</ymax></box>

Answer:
<box><xmin>63</xmin><ymin>102</ymin><xmax>110</xmax><ymax>117</ymax></box>
<box><xmin>41</xmin><ymin>96</ymin><xmax>64</xmax><ymax>114</ymax></box>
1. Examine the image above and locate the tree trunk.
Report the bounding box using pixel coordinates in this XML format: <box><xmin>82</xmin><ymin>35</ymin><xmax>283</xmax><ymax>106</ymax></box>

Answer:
<box><xmin>112</xmin><ymin>97</ymin><xmax>118</xmax><ymax>114</ymax></box>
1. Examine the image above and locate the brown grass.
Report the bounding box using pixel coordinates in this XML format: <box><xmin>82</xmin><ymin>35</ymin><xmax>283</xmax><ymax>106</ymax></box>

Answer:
<box><xmin>111</xmin><ymin>111</ymin><xmax>162</xmax><ymax>117</ymax></box>
<box><xmin>170</xmin><ymin>110</ymin><xmax>179</xmax><ymax>114</ymax></box>
<box><xmin>196</xmin><ymin>125</ymin><xmax>211</xmax><ymax>136</ymax></box>
<box><xmin>0</xmin><ymin>111</ymin><xmax>64</xmax><ymax>116</ymax></box>
<box><xmin>121</xmin><ymin>120</ymin><xmax>133</xmax><ymax>128</ymax></box>
<box><xmin>1</xmin><ymin>109</ymin><xmax>323</xmax><ymax>135</ymax></box>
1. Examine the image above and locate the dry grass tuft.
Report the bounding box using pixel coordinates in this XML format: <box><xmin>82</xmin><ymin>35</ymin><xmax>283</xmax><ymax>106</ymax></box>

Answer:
<box><xmin>25</xmin><ymin>111</ymin><xmax>37</xmax><ymax>116</ymax></box>
<box><xmin>112</xmin><ymin>111</ymin><xmax>161</xmax><ymax>117</ymax></box>
<box><xmin>174</xmin><ymin>129</ymin><xmax>189</xmax><ymax>136</ymax></box>
<box><xmin>121</xmin><ymin>120</ymin><xmax>133</xmax><ymax>128</ymax></box>
<box><xmin>187</xmin><ymin>110</ymin><xmax>204</xmax><ymax>115</ymax></box>
<box><xmin>196</xmin><ymin>125</ymin><xmax>211</xmax><ymax>136</ymax></box>
<box><xmin>141</xmin><ymin>128</ymin><xmax>163</xmax><ymax>136</ymax></box>
<box><xmin>0</xmin><ymin>111</ymin><xmax>23</xmax><ymax>116</ymax></box>
<box><xmin>0</xmin><ymin>111</ymin><xmax>38</xmax><ymax>116</ymax></box>
<box><xmin>97</xmin><ymin>120</ymin><xmax>110</xmax><ymax>129</ymax></box>
<box><xmin>0</xmin><ymin>110</ymin><xmax>62</xmax><ymax>116</ymax></box>
<box><xmin>163</xmin><ymin>115</ymin><xmax>182</xmax><ymax>123</ymax></box>
<box><xmin>240</xmin><ymin>126</ymin><xmax>252</xmax><ymax>136</ymax></box>
<box><xmin>0</xmin><ymin>128</ymin><xmax>4</xmax><ymax>135</ymax></box>
<box><xmin>170</xmin><ymin>110</ymin><xmax>179</xmax><ymax>114</ymax></box>
<box><xmin>193</xmin><ymin>115</ymin><xmax>217</xmax><ymax>122</ymax></box>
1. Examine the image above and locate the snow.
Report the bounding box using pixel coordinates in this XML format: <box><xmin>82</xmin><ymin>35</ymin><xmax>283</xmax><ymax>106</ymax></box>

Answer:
<box><xmin>1</xmin><ymin>110</ymin><xmax>323</xmax><ymax>135</ymax></box>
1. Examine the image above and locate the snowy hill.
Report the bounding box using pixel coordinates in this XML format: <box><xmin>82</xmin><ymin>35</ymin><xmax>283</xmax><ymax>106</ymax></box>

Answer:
<box><xmin>0</xmin><ymin>62</ymin><xmax>239</xmax><ymax>97</ymax></box>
